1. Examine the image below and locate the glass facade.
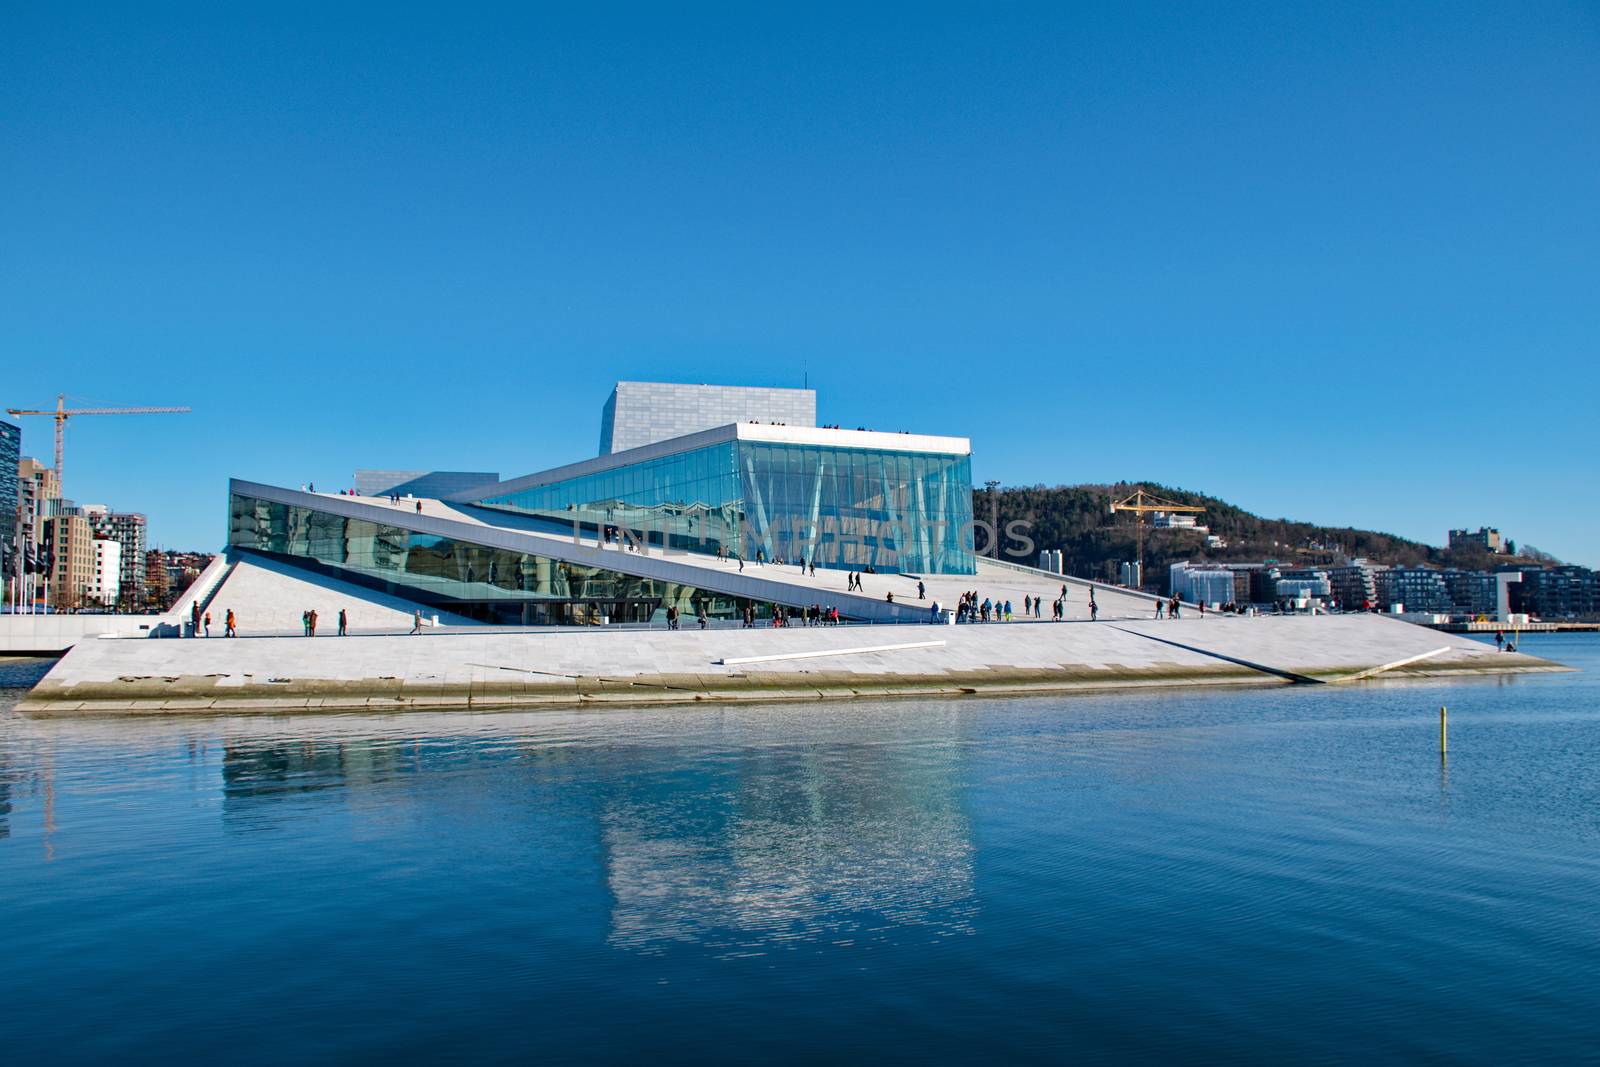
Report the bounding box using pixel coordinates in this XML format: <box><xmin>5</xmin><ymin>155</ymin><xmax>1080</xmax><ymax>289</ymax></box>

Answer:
<box><xmin>479</xmin><ymin>440</ymin><xmax>976</xmax><ymax>575</ymax></box>
<box><xmin>229</xmin><ymin>493</ymin><xmax>757</xmax><ymax>626</ymax></box>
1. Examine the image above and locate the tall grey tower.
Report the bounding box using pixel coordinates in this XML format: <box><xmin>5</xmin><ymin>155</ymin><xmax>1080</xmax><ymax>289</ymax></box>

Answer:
<box><xmin>598</xmin><ymin>381</ymin><xmax>817</xmax><ymax>454</ymax></box>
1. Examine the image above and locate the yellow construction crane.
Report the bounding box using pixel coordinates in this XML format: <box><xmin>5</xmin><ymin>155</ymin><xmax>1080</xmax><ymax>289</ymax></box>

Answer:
<box><xmin>6</xmin><ymin>394</ymin><xmax>191</xmax><ymax>489</ymax></box>
<box><xmin>1109</xmin><ymin>487</ymin><xmax>1207</xmax><ymax>580</ymax></box>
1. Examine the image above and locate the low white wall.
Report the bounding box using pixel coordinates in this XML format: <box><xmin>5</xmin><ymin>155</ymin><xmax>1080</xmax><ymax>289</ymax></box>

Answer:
<box><xmin>0</xmin><ymin>614</ymin><xmax>179</xmax><ymax>653</ymax></box>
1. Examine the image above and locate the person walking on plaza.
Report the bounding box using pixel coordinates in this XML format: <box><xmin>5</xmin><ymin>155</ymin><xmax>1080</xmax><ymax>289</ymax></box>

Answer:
<box><xmin>301</xmin><ymin>610</ymin><xmax>310</xmax><ymax>636</ymax></box>
<box><xmin>338</xmin><ymin>608</ymin><xmax>348</xmax><ymax>636</ymax></box>
<box><xmin>930</xmin><ymin>600</ymin><xmax>941</xmax><ymax>623</ymax></box>
<box><xmin>308</xmin><ymin>609</ymin><xmax>319</xmax><ymax>637</ymax></box>
<box><xmin>917</xmin><ymin>580</ymin><xmax>925</xmax><ymax>600</ymax></box>
<box><xmin>698</xmin><ymin>606</ymin><xmax>708</xmax><ymax>629</ymax></box>
<box><xmin>1089</xmin><ymin>594</ymin><xmax>1099</xmax><ymax>622</ymax></box>
<box><xmin>1155</xmin><ymin>599</ymin><xmax>1165</xmax><ymax>619</ymax></box>
<box><xmin>224</xmin><ymin>608</ymin><xmax>236</xmax><ymax>637</ymax></box>
<box><xmin>409</xmin><ymin>609</ymin><xmax>422</xmax><ymax>635</ymax></box>
<box><xmin>191</xmin><ymin>600</ymin><xmax>201</xmax><ymax>637</ymax></box>
<box><xmin>203</xmin><ymin>611</ymin><xmax>211</xmax><ymax>637</ymax></box>
<box><xmin>1023</xmin><ymin>595</ymin><xmax>1031</xmax><ymax>616</ymax></box>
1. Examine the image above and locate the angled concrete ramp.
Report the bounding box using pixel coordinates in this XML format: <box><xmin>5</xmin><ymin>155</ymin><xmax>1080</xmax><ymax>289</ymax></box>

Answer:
<box><xmin>202</xmin><ymin>553</ymin><xmax>482</xmax><ymax>633</ymax></box>
<box><xmin>19</xmin><ymin>612</ymin><xmax>1567</xmax><ymax>714</ymax></box>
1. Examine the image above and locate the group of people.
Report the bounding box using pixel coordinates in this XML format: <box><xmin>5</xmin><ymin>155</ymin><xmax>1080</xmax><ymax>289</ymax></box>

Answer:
<box><xmin>183</xmin><ymin>597</ymin><xmax>425</xmax><ymax>637</ymax></box>
<box><xmin>1035</xmin><ymin>594</ymin><xmax>1083</xmax><ymax>621</ymax></box>
<box><xmin>954</xmin><ymin>592</ymin><xmax>1016</xmax><ymax>622</ymax></box>
<box><xmin>739</xmin><ymin>603</ymin><xmax>843</xmax><ymax>628</ymax></box>
<box><xmin>945</xmin><ymin>584</ymin><xmax>1100</xmax><ymax>624</ymax></box>
<box><xmin>712</xmin><ymin>544</ymin><xmax>755</xmax><ymax>572</ymax></box>
<box><xmin>664</xmin><ymin>604</ymin><xmax>710</xmax><ymax>630</ymax></box>
<box><xmin>370</xmin><ymin>491</ymin><xmax>423</xmax><ymax>513</ymax></box>
<box><xmin>299</xmin><ymin>608</ymin><xmax>351</xmax><ymax>636</ymax></box>
<box><xmin>189</xmin><ymin>601</ymin><xmax>237</xmax><ymax>637</ymax></box>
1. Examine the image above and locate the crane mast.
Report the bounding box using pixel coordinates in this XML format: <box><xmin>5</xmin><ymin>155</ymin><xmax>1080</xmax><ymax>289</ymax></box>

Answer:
<box><xmin>1109</xmin><ymin>488</ymin><xmax>1207</xmax><ymax>587</ymax></box>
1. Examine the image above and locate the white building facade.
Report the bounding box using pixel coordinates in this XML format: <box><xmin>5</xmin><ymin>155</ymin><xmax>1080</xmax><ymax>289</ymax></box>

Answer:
<box><xmin>90</xmin><ymin>537</ymin><xmax>121</xmax><ymax>607</ymax></box>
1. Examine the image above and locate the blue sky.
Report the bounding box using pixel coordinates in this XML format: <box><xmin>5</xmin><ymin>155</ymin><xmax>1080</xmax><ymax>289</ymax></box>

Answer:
<box><xmin>3</xmin><ymin>2</ymin><xmax>1596</xmax><ymax>564</ymax></box>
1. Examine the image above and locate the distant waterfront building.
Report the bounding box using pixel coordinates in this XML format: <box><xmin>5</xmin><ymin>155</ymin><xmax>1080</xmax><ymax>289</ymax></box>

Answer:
<box><xmin>1152</xmin><ymin>511</ymin><xmax>1206</xmax><ymax>531</ymax></box>
<box><xmin>96</xmin><ymin>512</ymin><xmax>148</xmax><ymax>610</ymax></box>
<box><xmin>1219</xmin><ymin>564</ymin><xmax>1258</xmax><ymax>605</ymax></box>
<box><xmin>16</xmin><ymin>456</ymin><xmax>58</xmax><ymax>553</ymax></box>
<box><xmin>145</xmin><ymin>549</ymin><xmax>171</xmax><ymax>610</ymax></box>
<box><xmin>1444</xmin><ymin>570</ymin><xmax>1498</xmax><ymax>617</ymax></box>
<box><xmin>1275</xmin><ymin>570</ymin><xmax>1332</xmax><ymax>602</ymax></box>
<box><xmin>1376</xmin><ymin>567</ymin><xmax>1454</xmax><ymax>614</ymax></box>
<box><xmin>76</xmin><ymin>505</ymin><xmax>148</xmax><ymax>610</ymax></box>
<box><xmin>1512</xmin><ymin>566</ymin><xmax>1600</xmax><ymax>621</ymax></box>
<box><xmin>1249</xmin><ymin>565</ymin><xmax>1283</xmax><ymax>604</ymax></box>
<box><xmin>90</xmin><ymin>537</ymin><xmax>122</xmax><ymax>607</ymax></box>
<box><xmin>1449</xmin><ymin>527</ymin><xmax>1504</xmax><ymax>553</ymax></box>
<box><xmin>1325</xmin><ymin>560</ymin><xmax>1382</xmax><ymax>610</ymax></box>
<box><xmin>1169</xmin><ymin>562</ymin><xmax>1235</xmax><ymax>605</ymax></box>
<box><xmin>599</xmin><ymin>381</ymin><xmax>816</xmax><ymax>454</ymax></box>
<box><xmin>45</xmin><ymin>513</ymin><xmax>95</xmax><ymax>610</ymax></box>
<box><xmin>0</xmin><ymin>418</ymin><xmax>17</xmax><ymax>583</ymax></box>
<box><xmin>353</xmin><ymin>470</ymin><xmax>500</xmax><ymax>498</ymax></box>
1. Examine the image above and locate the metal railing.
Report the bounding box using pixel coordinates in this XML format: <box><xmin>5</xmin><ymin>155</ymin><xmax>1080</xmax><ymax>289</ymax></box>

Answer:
<box><xmin>977</xmin><ymin>554</ymin><xmax>1170</xmax><ymax>603</ymax></box>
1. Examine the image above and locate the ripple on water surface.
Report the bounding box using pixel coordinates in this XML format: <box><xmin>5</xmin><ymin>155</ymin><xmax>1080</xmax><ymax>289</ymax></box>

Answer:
<box><xmin>1</xmin><ymin>635</ymin><xmax>1598</xmax><ymax>1063</ymax></box>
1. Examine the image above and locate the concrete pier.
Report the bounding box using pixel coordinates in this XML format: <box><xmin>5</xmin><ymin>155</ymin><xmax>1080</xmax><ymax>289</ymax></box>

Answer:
<box><xmin>16</xmin><ymin>613</ymin><xmax>1566</xmax><ymax>715</ymax></box>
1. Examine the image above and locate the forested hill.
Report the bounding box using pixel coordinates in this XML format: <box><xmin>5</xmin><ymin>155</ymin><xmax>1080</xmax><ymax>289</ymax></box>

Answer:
<box><xmin>976</xmin><ymin>482</ymin><xmax>1520</xmax><ymax>582</ymax></box>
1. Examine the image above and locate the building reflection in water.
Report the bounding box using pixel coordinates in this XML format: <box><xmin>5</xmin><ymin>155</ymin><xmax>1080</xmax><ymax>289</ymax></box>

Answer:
<box><xmin>221</xmin><ymin>736</ymin><xmax>428</xmax><ymax>830</ymax></box>
<box><xmin>0</xmin><ymin>753</ymin><xmax>11</xmax><ymax>840</ymax></box>
<box><xmin>595</xmin><ymin>742</ymin><xmax>977</xmax><ymax>952</ymax></box>
<box><xmin>217</xmin><ymin>711</ymin><xmax>978</xmax><ymax>951</ymax></box>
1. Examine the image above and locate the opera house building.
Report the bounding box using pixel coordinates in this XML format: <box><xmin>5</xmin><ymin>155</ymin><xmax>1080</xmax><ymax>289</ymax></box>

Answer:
<box><xmin>225</xmin><ymin>382</ymin><xmax>979</xmax><ymax>627</ymax></box>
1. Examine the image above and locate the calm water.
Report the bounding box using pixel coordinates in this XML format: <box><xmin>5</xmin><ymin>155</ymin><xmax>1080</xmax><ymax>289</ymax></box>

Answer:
<box><xmin>2</xmin><ymin>636</ymin><xmax>1598</xmax><ymax>1063</ymax></box>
